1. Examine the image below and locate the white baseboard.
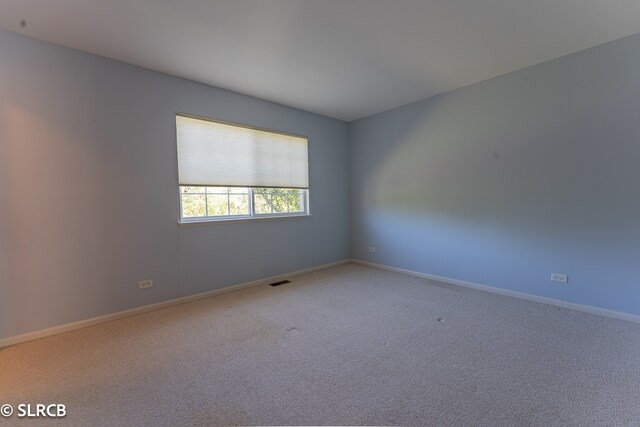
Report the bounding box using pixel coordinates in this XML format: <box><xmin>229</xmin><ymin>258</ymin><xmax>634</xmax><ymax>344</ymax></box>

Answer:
<box><xmin>351</xmin><ymin>259</ymin><xmax>640</xmax><ymax>324</ymax></box>
<box><xmin>7</xmin><ymin>258</ymin><xmax>635</xmax><ymax>349</ymax></box>
<box><xmin>0</xmin><ymin>259</ymin><xmax>350</xmax><ymax>349</ymax></box>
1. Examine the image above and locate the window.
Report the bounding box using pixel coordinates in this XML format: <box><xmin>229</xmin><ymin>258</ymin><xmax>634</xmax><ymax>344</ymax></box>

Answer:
<box><xmin>176</xmin><ymin>114</ymin><xmax>309</xmax><ymax>222</ymax></box>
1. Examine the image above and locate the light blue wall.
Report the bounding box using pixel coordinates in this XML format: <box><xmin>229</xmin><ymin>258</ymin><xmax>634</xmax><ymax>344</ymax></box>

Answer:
<box><xmin>0</xmin><ymin>29</ymin><xmax>349</xmax><ymax>340</ymax></box>
<box><xmin>349</xmin><ymin>33</ymin><xmax>640</xmax><ymax>316</ymax></box>
<box><xmin>5</xmin><ymin>25</ymin><xmax>640</xmax><ymax>342</ymax></box>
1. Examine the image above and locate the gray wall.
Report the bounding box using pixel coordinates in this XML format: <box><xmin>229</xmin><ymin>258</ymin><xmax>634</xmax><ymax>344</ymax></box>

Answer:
<box><xmin>350</xmin><ymin>33</ymin><xmax>640</xmax><ymax>316</ymax></box>
<box><xmin>0</xmin><ymin>29</ymin><xmax>349</xmax><ymax>340</ymax></box>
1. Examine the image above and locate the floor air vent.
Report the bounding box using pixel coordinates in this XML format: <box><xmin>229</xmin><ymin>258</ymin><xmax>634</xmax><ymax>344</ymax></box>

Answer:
<box><xmin>269</xmin><ymin>280</ymin><xmax>291</xmax><ymax>287</ymax></box>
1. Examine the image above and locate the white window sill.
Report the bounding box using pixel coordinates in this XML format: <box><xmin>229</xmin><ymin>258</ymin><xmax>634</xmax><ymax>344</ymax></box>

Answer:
<box><xmin>178</xmin><ymin>213</ymin><xmax>311</xmax><ymax>226</ymax></box>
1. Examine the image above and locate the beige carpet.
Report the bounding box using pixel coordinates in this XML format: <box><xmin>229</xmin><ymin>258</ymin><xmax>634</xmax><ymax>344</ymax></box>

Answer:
<box><xmin>2</xmin><ymin>263</ymin><xmax>640</xmax><ymax>426</ymax></box>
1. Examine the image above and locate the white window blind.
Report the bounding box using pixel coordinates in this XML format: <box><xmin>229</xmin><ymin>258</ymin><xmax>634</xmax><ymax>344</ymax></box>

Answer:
<box><xmin>176</xmin><ymin>115</ymin><xmax>309</xmax><ymax>189</ymax></box>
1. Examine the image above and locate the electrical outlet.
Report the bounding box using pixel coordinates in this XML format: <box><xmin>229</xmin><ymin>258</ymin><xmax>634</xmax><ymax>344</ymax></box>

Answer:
<box><xmin>139</xmin><ymin>279</ymin><xmax>154</xmax><ymax>289</ymax></box>
<box><xmin>369</xmin><ymin>246</ymin><xmax>376</xmax><ymax>253</ymax></box>
<box><xmin>551</xmin><ymin>273</ymin><xmax>568</xmax><ymax>283</ymax></box>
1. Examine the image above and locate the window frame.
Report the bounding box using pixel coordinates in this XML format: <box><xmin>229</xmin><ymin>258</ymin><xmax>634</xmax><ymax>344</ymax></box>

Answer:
<box><xmin>176</xmin><ymin>113</ymin><xmax>311</xmax><ymax>224</ymax></box>
<box><xmin>251</xmin><ymin>187</ymin><xmax>308</xmax><ymax>217</ymax></box>
<box><xmin>178</xmin><ymin>186</ymin><xmax>310</xmax><ymax>224</ymax></box>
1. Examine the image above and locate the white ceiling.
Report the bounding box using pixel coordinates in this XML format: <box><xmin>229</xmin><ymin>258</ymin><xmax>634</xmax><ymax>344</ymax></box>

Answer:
<box><xmin>2</xmin><ymin>0</ymin><xmax>640</xmax><ymax>122</ymax></box>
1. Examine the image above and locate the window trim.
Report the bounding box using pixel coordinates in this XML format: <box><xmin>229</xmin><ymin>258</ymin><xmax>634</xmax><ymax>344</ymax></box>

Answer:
<box><xmin>178</xmin><ymin>211</ymin><xmax>311</xmax><ymax>226</ymax></box>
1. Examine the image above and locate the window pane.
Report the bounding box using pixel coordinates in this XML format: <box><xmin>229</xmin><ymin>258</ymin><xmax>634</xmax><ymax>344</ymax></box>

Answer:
<box><xmin>207</xmin><ymin>194</ymin><xmax>229</xmax><ymax>216</ymax></box>
<box><xmin>254</xmin><ymin>189</ymin><xmax>272</xmax><ymax>214</ymax></box>
<box><xmin>182</xmin><ymin>194</ymin><xmax>207</xmax><ymax>217</ymax></box>
<box><xmin>271</xmin><ymin>189</ymin><xmax>288</xmax><ymax>213</ymax></box>
<box><xmin>288</xmin><ymin>190</ymin><xmax>303</xmax><ymax>212</ymax></box>
<box><xmin>207</xmin><ymin>186</ymin><xmax>228</xmax><ymax>194</ymax></box>
<box><xmin>229</xmin><ymin>187</ymin><xmax>249</xmax><ymax>194</ymax></box>
<box><xmin>229</xmin><ymin>194</ymin><xmax>249</xmax><ymax>215</ymax></box>
<box><xmin>181</xmin><ymin>186</ymin><xmax>205</xmax><ymax>194</ymax></box>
